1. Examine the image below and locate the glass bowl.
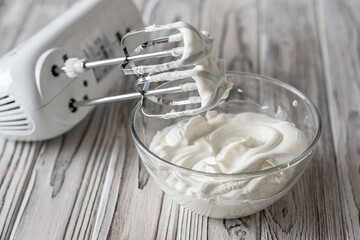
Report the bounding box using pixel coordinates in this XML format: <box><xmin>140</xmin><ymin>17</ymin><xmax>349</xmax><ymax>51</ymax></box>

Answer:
<box><xmin>130</xmin><ymin>72</ymin><xmax>322</xmax><ymax>219</ymax></box>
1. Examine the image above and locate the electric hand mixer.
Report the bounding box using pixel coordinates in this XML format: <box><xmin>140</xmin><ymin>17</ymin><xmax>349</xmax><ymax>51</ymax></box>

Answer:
<box><xmin>0</xmin><ymin>0</ymin><xmax>224</xmax><ymax>141</ymax></box>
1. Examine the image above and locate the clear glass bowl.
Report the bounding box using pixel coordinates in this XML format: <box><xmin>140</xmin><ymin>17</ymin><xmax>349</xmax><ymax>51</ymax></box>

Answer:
<box><xmin>130</xmin><ymin>72</ymin><xmax>322</xmax><ymax>219</ymax></box>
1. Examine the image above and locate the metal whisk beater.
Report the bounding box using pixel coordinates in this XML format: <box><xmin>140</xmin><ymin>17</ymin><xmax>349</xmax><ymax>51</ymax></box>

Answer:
<box><xmin>62</xmin><ymin>22</ymin><xmax>223</xmax><ymax>118</ymax></box>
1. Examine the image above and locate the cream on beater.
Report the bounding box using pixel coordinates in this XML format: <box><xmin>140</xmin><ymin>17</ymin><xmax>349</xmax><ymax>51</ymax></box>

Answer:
<box><xmin>133</xmin><ymin>22</ymin><xmax>232</xmax><ymax>118</ymax></box>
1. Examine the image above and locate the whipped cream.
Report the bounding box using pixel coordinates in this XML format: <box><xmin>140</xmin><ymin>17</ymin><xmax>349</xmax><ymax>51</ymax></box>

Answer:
<box><xmin>134</xmin><ymin>22</ymin><xmax>232</xmax><ymax>118</ymax></box>
<box><xmin>150</xmin><ymin>111</ymin><xmax>308</xmax><ymax>218</ymax></box>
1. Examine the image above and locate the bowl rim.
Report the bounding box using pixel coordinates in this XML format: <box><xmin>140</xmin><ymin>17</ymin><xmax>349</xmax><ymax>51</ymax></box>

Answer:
<box><xmin>130</xmin><ymin>71</ymin><xmax>322</xmax><ymax>178</ymax></box>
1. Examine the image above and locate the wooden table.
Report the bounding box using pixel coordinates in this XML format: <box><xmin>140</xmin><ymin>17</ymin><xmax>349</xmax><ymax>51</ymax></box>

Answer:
<box><xmin>0</xmin><ymin>0</ymin><xmax>359</xmax><ymax>239</ymax></box>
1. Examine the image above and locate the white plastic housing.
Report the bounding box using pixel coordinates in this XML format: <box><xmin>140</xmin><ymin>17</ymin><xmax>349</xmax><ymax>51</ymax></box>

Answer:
<box><xmin>0</xmin><ymin>0</ymin><xmax>143</xmax><ymax>141</ymax></box>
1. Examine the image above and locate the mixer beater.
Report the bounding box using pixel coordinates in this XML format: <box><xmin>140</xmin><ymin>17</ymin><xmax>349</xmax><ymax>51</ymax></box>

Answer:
<box><xmin>62</xmin><ymin>22</ymin><xmax>231</xmax><ymax>119</ymax></box>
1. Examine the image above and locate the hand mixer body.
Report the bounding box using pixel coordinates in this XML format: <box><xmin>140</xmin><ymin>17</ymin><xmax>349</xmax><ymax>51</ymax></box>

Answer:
<box><xmin>0</xmin><ymin>0</ymin><xmax>143</xmax><ymax>141</ymax></box>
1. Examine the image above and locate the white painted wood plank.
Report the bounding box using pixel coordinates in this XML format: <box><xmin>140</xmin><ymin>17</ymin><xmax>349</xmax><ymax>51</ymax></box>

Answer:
<box><xmin>258</xmin><ymin>0</ymin><xmax>344</xmax><ymax>239</ymax></box>
<box><xmin>0</xmin><ymin>141</ymin><xmax>40</xmax><ymax>239</ymax></box>
<box><xmin>316</xmin><ymin>0</ymin><xmax>360</xmax><ymax>239</ymax></box>
<box><xmin>0</xmin><ymin>0</ymin><xmax>78</xmax><ymax>239</ymax></box>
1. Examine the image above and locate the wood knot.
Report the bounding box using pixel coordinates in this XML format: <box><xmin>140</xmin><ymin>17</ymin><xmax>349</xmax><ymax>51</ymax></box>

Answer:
<box><xmin>282</xmin><ymin>207</ymin><xmax>288</xmax><ymax>218</ymax></box>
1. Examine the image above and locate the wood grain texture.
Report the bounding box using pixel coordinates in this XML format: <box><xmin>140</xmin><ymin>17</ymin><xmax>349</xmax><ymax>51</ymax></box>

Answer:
<box><xmin>317</xmin><ymin>0</ymin><xmax>360</xmax><ymax>239</ymax></box>
<box><xmin>0</xmin><ymin>141</ymin><xmax>41</xmax><ymax>239</ymax></box>
<box><xmin>0</xmin><ymin>0</ymin><xmax>359</xmax><ymax>239</ymax></box>
<box><xmin>258</xmin><ymin>0</ymin><xmax>344</xmax><ymax>239</ymax></box>
<box><xmin>0</xmin><ymin>0</ymin><xmax>77</xmax><ymax>239</ymax></box>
